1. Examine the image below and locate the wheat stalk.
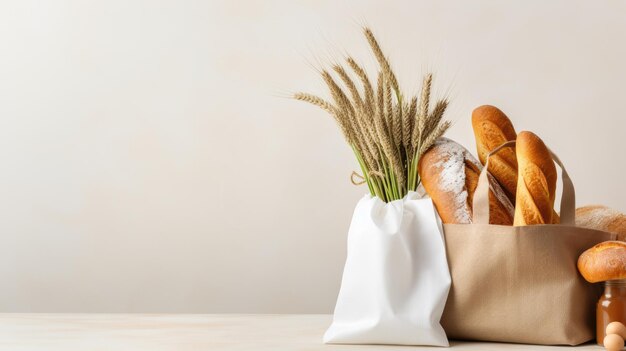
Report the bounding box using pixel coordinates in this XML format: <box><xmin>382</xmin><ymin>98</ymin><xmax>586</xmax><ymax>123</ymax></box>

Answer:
<box><xmin>422</xmin><ymin>99</ymin><xmax>448</xmax><ymax>141</ymax></box>
<box><xmin>322</xmin><ymin>70</ymin><xmax>354</xmax><ymax>118</ymax></box>
<box><xmin>293</xmin><ymin>93</ymin><xmax>336</xmax><ymax>115</ymax></box>
<box><xmin>419</xmin><ymin>120</ymin><xmax>451</xmax><ymax>158</ymax></box>
<box><xmin>413</xmin><ymin>73</ymin><xmax>432</xmax><ymax>148</ymax></box>
<box><xmin>384</xmin><ymin>81</ymin><xmax>394</xmax><ymax>144</ymax></box>
<box><xmin>364</xmin><ymin>28</ymin><xmax>399</xmax><ymax>97</ymax></box>
<box><xmin>293</xmin><ymin>27</ymin><xmax>450</xmax><ymax>202</ymax></box>
<box><xmin>333</xmin><ymin>64</ymin><xmax>364</xmax><ymax>112</ymax></box>
<box><xmin>346</xmin><ymin>57</ymin><xmax>374</xmax><ymax>108</ymax></box>
<box><xmin>404</xmin><ymin>96</ymin><xmax>417</xmax><ymax>151</ymax></box>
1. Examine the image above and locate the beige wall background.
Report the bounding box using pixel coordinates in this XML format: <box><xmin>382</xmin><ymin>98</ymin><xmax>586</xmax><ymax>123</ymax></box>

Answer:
<box><xmin>0</xmin><ymin>0</ymin><xmax>624</xmax><ymax>313</ymax></box>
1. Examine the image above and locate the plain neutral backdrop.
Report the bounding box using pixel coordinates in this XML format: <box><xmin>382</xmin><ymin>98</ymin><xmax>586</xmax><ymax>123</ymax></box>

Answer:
<box><xmin>1</xmin><ymin>0</ymin><xmax>624</xmax><ymax>313</ymax></box>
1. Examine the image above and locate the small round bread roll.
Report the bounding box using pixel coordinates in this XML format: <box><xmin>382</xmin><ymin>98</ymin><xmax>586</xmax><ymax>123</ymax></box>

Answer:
<box><xmin>578</xmin><ymin>241</ymin><xmax>626</xmax><ymax>283</ymax></box>
<box><xmin>577</xmin><ymin>205</ymin><xmax>626</xmax><ymax>241</ymax></box>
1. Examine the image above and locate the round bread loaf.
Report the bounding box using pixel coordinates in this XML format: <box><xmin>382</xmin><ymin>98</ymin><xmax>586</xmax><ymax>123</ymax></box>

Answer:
<box><xmin>418</xmin><ymin>138</ymin><xmax>514</xmax><ymax>225</ymax></box>
<box><xmin>578</xmin><ymin>241</ymin><xmax>626</xmax><ymax>283</ymax></box>
<box><xmin>576</xmin><ymin>205</ymin><xmax>626</xmax><ymax>241</ymax></box>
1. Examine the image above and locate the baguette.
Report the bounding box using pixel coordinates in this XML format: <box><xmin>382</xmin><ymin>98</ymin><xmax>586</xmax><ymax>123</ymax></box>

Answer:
<box><xmin>472</xmin><ymin>105</ymin><xmax>518</xmax><ymax>203</ymax></box>
<box><xmin>513</xmin><ymin>131</ymin><xmax>557</xmax><ymax>225</ymax></box>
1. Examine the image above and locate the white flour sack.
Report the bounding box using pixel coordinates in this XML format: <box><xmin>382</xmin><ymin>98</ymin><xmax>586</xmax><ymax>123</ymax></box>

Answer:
<box><xmin>324</xmin><ymin>191</ymin><xmax>451</xmax><ymax>346</ymax></box>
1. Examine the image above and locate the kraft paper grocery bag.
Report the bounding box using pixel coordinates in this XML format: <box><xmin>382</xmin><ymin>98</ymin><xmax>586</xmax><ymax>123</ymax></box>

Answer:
<box><xmin>441</xmin><ymin>141</ymin><xmax>615</xmax><ymax>345</ymax></box>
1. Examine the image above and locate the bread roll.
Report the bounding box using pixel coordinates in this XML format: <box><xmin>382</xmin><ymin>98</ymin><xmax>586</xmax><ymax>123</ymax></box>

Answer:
<box><xmin>472</xmin><ymin>105</ymin><xmax>518</xmax><ymax>202</ymax></box>
<box><xmin>418</xmin><ymin>138</ymin><xmax>514</xmax><ymax>225</ymax></box>
<box><xmin>513</xmin><ymin>131</ymin><xmax>557</xmax><ymax>226</ymax></box>
<box><xmin>577</xmin><ymin>241</ymin><xmax>626</xmax><ymax>283</ymax></box>
<box><xmin>577</xmin><ymin>205</ymin><xmax>626</xmax><ymax>241</ymax></box>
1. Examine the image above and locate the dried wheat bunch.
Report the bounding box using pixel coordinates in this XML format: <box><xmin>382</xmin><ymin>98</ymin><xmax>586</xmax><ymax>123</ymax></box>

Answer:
<box><xmin>294</xmin><ymin>27</ymin><xmax>451</xmax><ymax>202</ymax></box>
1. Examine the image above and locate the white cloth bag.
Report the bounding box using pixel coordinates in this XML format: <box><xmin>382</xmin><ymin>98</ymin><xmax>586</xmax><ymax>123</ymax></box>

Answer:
<box><xmin>324</xmin><ymin>191</ymin><xmax>451</xmax><ymax>346</ymax></box>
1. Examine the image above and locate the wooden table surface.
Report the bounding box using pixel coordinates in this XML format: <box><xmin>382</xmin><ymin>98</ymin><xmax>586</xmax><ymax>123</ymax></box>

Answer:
<box><xmin>0</xmin><ymin>314</ymin><xmax>605</xmax><ymax>350</ymax></box>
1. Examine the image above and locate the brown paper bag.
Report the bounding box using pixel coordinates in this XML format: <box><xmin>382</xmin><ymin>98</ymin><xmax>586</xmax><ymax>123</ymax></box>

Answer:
<box><xmin>440</xmin><ymin>141</ymin><xmax>616</xmax><ymax>345</ymax></box>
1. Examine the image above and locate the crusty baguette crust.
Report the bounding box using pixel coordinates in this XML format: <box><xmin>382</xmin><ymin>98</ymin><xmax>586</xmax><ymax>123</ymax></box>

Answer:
<box><xmin>418</xmin><ymin>138</ymin><xmax>514</xmax><ymax>225</ymax></box>
<box><xmin>578</xmin><ymin>241</ymin><xmax>626</xmax><ymax>283</ymax></box>
<box><xmin>576</xmin><ymin>205</ymin><xmax>626</xmax><ymax>241</ymax></box>
<box><xmin>513</xmin><ymin>131</ymin><xmax>557</xmax><ymax>225</ymax></box>
<box><xmin>472</xmin><ymin>105</ymin><xmax>518</xmax><ymax>202</ymax></box>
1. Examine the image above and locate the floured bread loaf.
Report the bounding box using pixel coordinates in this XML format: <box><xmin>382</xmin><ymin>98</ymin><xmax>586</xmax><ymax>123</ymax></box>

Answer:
<box><xmin>418</xmin><ymin>138</ymin><xmax>514</xmax><ymax>225</ymax></box>
<box><xmin>576</xmin><ymin>205</ymin><xmax>626</xmax><ymax>241</ymax></box>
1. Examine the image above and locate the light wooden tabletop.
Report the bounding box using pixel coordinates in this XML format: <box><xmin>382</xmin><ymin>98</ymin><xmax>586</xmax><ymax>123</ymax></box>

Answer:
<box><xmin>0</xmin><ymin>314</ymin><xmax>604</xmax><ymax>350</ymax></box>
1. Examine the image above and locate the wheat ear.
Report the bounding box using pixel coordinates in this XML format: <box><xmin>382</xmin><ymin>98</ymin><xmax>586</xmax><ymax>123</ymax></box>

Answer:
<box><xmin>364</xmin><ymin>27</ymin><xmax>399</xmax><ymax>95</ymax></box>
<box><xmin>293</xmin><ymin>93</ymin><xmax>336</xmax><ymax>115</ymax></box>
<box><xmin>404</xmin><ymin>96</ymin><xmax>417</xmax><ymax>149</ymax></box>
<box><xmin>321</xmin><ymin>70</ymin><xmax>354</xmax><ymax>117</ymax></box>
<box><xmin>418</xmin><ymin>120</ymin><xmax>451</xmax><ymax>158</ymax></box>
<box><xmin>422</xmin><ymin>99</ymin><xmax>448</xmax><ymax>141</ymax></box>
<box><xmin>346</xmin><ymin>57</ymin><xmax>374</xmax><ymax>109</ymax></box>
<box><xmin>412</xmin><ymin>73</ymin><xmax>432</xmax><ymax>148</ymax></box>
<box><xmin>333</xmin><ymin>64</ymin><xmax>364</xmax><ymax>112</ymax></box>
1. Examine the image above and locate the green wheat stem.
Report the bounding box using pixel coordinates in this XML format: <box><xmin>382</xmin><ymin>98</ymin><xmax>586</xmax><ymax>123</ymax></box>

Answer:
<box><xmin>352</xmin><ymin>145</ymin><xmax>374</xmax><ymax>195</ymax></box>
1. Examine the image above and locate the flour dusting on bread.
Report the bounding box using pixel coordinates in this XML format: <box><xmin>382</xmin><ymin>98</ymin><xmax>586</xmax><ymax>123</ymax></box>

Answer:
<box><xmin>427</xmin><ymin>138</ymin><xmax>514</xmax><ymax>224</ymax></box>
<box><xmin>430</xmin><ymin>138</ymin><xmax>478</xmax><ymax>223</ymax></box>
